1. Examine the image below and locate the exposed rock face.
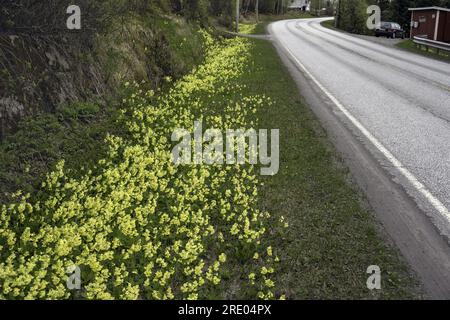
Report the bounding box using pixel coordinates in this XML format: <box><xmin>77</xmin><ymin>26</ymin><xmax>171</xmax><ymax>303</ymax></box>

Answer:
<box><xmin>0</xmin><ymin>32</ymin><xmax>107</xmax><ymax>138</ymax></box>
<box><xmin>0</xmin><ymin>96</ymin><xmax>24</xmax><ymax>139</ymax></box>
<box><xmin>0</xmin><ymin>97</ymin><xmax>24</xmax><ymax>118</ymax></box>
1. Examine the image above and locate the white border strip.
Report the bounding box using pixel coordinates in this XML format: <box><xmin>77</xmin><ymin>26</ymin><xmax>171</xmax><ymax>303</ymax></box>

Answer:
<box><xmin>276</xmin><ymin>30</ymin><xmax>450</xmax><ymax>222</ymax></box>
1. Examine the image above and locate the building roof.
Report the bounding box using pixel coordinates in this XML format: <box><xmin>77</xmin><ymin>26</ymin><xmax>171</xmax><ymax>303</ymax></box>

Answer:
<box><xmin>408</xmin><ymin>6</ymin><xmax>450</xmax><ymax>12</ymax></box>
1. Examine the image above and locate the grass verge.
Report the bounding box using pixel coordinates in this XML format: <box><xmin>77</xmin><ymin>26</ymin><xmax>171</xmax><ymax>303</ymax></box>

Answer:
<box><xmin>396</xmin><ymin>39</ymin><xmax>450</xmax><ymax>62</ymax></box>
<box><xmin>320</xmin><ymin>19</ymin><xmax>339</xmax><ymax>31</ymax></box>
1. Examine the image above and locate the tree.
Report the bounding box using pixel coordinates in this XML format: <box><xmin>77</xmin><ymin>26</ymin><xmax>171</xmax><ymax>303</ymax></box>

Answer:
<box><xmin>390</xmin><ymin>0</ymin><xmax>414</xmax><ymax>30</ymax></box>
<box><xmin>256</xmin><ymin>0</ymin><xmax>259</xmax><ymax>22</ymax></box>
<box><xmin>337</xmin><ymin>0</ymin><xmax>368</xmax><ymax>34</ymax></box>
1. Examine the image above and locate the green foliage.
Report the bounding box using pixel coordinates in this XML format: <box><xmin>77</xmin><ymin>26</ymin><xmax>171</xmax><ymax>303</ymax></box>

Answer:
<box><xmin>0</xmin><ymin>101</ymin><xmax>114</xmax><ymax>203</ymax></box>
<box><xmin>0</xmin><ymin>32</ymin><xmax>280</xmax><ymax>300</ymax></box>
<box><xmin>381</xmin><ymin>0</ymin><xmax>449</xmax><ymax>31</ymax></box>
<box><xmin>389</xmin><ymin>0</ymin><xmax>415</xmax><ymax>29</ymax></box>
<box><xmin>94</xmin><ymin>14</ymin><xmax>206</xmax><ymax>89</ymax></box>
<box><xmin>337</xmin><ymin>0</ymin><xmax>370</xmax><ymax>34</ymax></box>
<box><xmin>57</xmin><ymin>103</ymin><xmax>100</xmax><ymax>120</ymax></box>
<box><xmin>335</xmin><ymin>0</ymin><xmax>450</xmax><ymax>34</ymax></box>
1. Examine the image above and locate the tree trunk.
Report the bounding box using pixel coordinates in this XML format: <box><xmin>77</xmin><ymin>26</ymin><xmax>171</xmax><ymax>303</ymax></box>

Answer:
<box><xmin>236</xmin><ymin>0</ymin><xmax>240</xmax><ymax>33</ymax></box>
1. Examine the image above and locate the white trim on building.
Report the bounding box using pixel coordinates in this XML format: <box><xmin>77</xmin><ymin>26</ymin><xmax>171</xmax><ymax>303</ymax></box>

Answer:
<box><xmin>408</xmin><ymin>6</ymin><xmax>450</xmax><ymax>13</ymax></box>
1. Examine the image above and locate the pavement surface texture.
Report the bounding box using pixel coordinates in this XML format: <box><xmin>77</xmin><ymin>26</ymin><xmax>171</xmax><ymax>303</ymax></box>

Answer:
<box><xmin>268</xmin><ymin>17</ymin><xmax>450</xmax><ymax>299</ymax></box>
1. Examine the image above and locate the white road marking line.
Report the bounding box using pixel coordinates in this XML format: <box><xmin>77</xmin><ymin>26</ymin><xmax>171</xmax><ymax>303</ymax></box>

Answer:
<box><xmin>274</xmin><ymin>23</ymin><xmax>450</xmax><ymax>223</ymax></box>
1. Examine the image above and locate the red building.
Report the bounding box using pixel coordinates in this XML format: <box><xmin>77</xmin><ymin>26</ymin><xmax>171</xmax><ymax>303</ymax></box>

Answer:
<box><xmin>409</xmin><ymin>6</ymin><xmax>450</xmax><ymax>43</ymax></box>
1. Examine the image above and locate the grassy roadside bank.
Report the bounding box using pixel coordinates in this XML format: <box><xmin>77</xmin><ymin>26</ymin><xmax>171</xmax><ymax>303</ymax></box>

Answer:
<box><xmin>396</xmin><ymin>40</ymin><xmax>450</xmax><ymax>62</ymax></box>
<box><xmin>240</xmin><ymin>25</ymin><xmax>420</xmax><ymax>298</ymax></box>
<box><xmin>0</xmin><ymin>14</ymin><xmax>206</xmax><ymax>205</ymax></box>
<box><xmin>321</xmin><ymin>19</ymin><xmax>339</xmax><ymax>31</ymax></box>
<box><xmin>0</xmin><ymin>32</ymin><xmax>284</xmax><ymax>300</ymax></box>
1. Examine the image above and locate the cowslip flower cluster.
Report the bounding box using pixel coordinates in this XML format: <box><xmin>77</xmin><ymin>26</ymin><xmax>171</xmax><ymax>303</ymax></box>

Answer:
<box><xmin>0</xmin><ymin>31</ymin><xmax>276</xmax><ymax>300</ymax></box>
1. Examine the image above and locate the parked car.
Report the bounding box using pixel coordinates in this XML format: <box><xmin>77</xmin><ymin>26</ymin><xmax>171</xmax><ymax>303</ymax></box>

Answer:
<box><xmin>375</xmin><ymin>22</ymin><xmax>406</xmax><ymax>39</ymax></box>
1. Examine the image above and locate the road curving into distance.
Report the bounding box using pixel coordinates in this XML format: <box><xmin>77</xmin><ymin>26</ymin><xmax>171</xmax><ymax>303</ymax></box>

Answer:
<box><xmin>268</xmin><ymin>17</ymin><xmax>450</xmax><ymax>299</ymax></box>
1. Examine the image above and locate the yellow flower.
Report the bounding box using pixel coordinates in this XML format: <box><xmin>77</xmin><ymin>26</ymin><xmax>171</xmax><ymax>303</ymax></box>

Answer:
<box><xmin>218</xmin><ymin>253</ymin><xmax>227</xmax><ymax>263</ymax></box>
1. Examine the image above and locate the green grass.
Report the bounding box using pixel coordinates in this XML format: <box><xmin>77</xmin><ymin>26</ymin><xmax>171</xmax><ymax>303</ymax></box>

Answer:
<box><xmin>396</xmin><ymin>39</ymin><xmax>450</xmax><ymax>62</ymax></box>
<box><xmin>321</xmin><ymin>19</ymin><xmax>339</xmax><ymax>31</ymax></box>
<box><xmin>241</xmin><ymin>37</ymin><xmax>421</xmax><ymax>299</ymax></box>
<box><xmin>148</xmin><ymin>15</ymin><xmax>206</xmax><ymax>72</ymax></box>
<box><xmin>0</xmin><ymin>101</ymin><xmax>116</xmax><ymax>204</ymax></box>
<box><xmin>94</xmin><ymin>13</ymin><xmax>206</xmax><ymax>89</ymax></box>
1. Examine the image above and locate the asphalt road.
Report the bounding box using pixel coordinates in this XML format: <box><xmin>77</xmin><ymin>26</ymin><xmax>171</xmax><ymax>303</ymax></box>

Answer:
<box><xmin>268</xmin><ymin>18</ymin><xmax>450</xmax><ymax>298</ymax></box>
